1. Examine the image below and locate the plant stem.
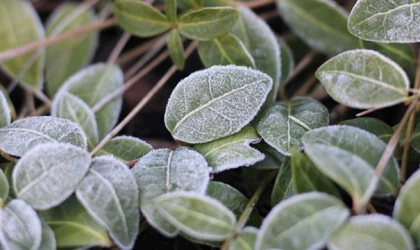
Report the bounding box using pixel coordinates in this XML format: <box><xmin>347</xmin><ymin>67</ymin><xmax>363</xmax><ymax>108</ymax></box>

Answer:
<box><xmin>116</xmin><ymin>36</ymin><xmax>163</xmax><ymax>65</ymax></box>
<box><xmin>107</xmin><ymin>32</ymin><xmax>131</xmax><ymax>65</ymax></box>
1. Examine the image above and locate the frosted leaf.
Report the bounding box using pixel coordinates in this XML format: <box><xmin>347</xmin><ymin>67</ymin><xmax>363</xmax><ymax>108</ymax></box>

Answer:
<box><xmin>277</xmin><ymin>37</ymin><xmax>295</xmax><ymax>83</ymax></box>
<box><xmin>52</xmin><ymin>92</ymin><xmax>99</xmax><ymax>150</ymax></box>
<box><xmin>13</xmin><ymin>143</ymin><xmax>91</xmax><ymax>210</ymax></box>
<box><xmin>164</xmin><ymin>65</ymin><xmax>272</xmax><ymax>144</ymax></box>
<box><xmin>328</xmin><ymin>215</ymin><xmax>414</xmax><ymax>250</ymax></box>
<box><xmin>0</xmin><ymin>85</ymin><xmax>16</xmax><ymax>122</ymax></box>
<box><xmin>0</xmin><ymin>91</ymin><xmax>10</xmax><ymax>128</ymax></box>
<box><xmin>316</xmin><ymin>49</ymin><xmax>409</xmax><ymax>109</ymax></box>
<box><xmin>359</xmin><ymin>40</ymin><xmax>415</xmax><ymax>68</ymax></box>
<box><xmin>229</xmin><ymin>227</ymin><xmax>258</xmax><ymax>250</ymax></box>
<box><xmin>194</xmin><ymin>126</ymin><xmax>264</xmax><ymax>173</ymax></box>
<box><xmin>252</xmin><ymin>143</ymin><xmax>288</xmax><ymax>170</ymax></box>
<box><xmin>96</xmin><ymin>135</ymin><xmax>153</xmax><ymax>163</ymax></box>
<box><xmin>271</xmin><ymin>160</ymin><xmax>293</xmax><ymax>206</ymax></box>
<box><xmin>131</xmin><ymin>147</ymin><xmax>209</xmax><ymax>237</ymax></box>
<box><xmin>256</xmin><ymin>97</ymin><xmax>329</xmax><ymax>156</ymax></box>
<box><xmin>340</xmin><ymin>117</ymin><xmax>394</xmax><ymax>143</ymax></box>
<box><xmin>0</xmin><ymin>116</ymin><xmax>87</xmax><ymax>157</ymax></box>
<box><xmin>255</xmin><ymin>192</ymin><xmax>350</xmax><ymax>250</ymax></box>
<box><xmin>0</xmin><ymin>169</ymin><xmax>8</xmax><ymax>203</ymax></box>
<box><xmin>76</xmin><ymin>156</ymin><xmax>139</xmax><ymax>250</ymax></box>
<box><xmin>155</xmin><ymin>191</ymin><xmax>236</xmax><ymax>241</ymax></box>
<box><xmin>0</xmin><ymin>199</ymin><xmax>42</xmax><ymax>250</ymax></box>
<box><xmin>348</xmin><ymin>0</ymin><xmax>420</xmax><ymax>43</ymax></box>
<box><xmin>231</xmin><ymin>6</ymin><xmax>280</xmax><ymax>106</ymax></box>
<box><xmin>39</xmin><ymin>220</ymin><xmax>56</xmax><ymax>250</ymax></box>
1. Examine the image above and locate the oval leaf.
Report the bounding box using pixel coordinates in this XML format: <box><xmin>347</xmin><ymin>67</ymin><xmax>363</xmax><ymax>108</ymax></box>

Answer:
<box><xmin>0</xmin><ymin>91</ymin><xmax>10</xmax><ymax>128</ymax></box>
<box><xmin>271</xmin><ymin>160</ymin><xmax>294</xmax><ymax>206</ymax></box>
<box><xmin>277</xmin><ymin>37</ymin><xmax>295</xmax><ymax>83</ymax></box>
<box><xmin>13</xmin><ymin>143</ymin><xmax>91</xmax><ymax>210</ymax></box>
<box><xmin>165</xmin><ymin>0</ymin><xmax>177</xmax><ymax>22</ymax></box>
<box><xmin>229</xmin><ymin>227</ymin><xmax>258</xmax><ymax>250</ymax></box>
<box><xmin>167</xmin><ymin>29</ymin><xmax>185</xmax><ymax>70</ymax></box>
<box><xmin>340</xmin><ymin>117</ymin><xmax>394</xmax><ymax>143</ymax></box>
<box><xmin>165</xmin><ymin>65</ymin><xmax>272</xmax><ymax>144</ymax></box>
<box><xmin>96</xmin><ymin>135</ymin><xmax>152</xmax><ymax>163</ymax></box>
<box><xmin>360</xmin><ymin>40</ymin><xmax>415</xmax><ymax>68</ymax></box>
<box><xmin>0</xmin><ymin>85</ymin><xmax>16</xmax><ymax>121</ymax></box>
<box><xmin>316</xmin><ymin>49</ymin><xmax>409</xmax><ymax>109</ymax></box>
<box><xmin>39</xmin><ymin>220</ymin><xmax>56</xmax><ymax>250</ymax></box>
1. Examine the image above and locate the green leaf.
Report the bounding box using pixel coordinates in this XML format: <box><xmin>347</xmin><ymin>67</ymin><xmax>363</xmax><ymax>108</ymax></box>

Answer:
<box><xmin>316</xmin><ymin>49</ymin><xmax>409</xmax><ymax>109</ymax></box>
<box><xmin>255</xmin><ymin>192</ymin><xmax>350</xmax><ymax>250</ymax></box>
<box><xmin>178</xmin><ymin>7</ymin><xmax>239</xmax><ymax>41</ymax></box>
<box><xmin>165</xmin><ymin>0</ymin><xmax>177</xmax><ymax>22</ymax></box>
<box><xmin>340</xmin><ymin>117</ymin><xmax>394</xmax><ymax>143</ymax></box>
<box><xmin>270</xmin><ymin>160</ymin><xmax>293</xmax><ymax>206</ymax></box>
<box><xmin>231</xmin><ymin>6</ymin><xmax>280</xmax><ymax>106</ymax></box>
<box><xmin>277</xmin><ymin>37</ymin><xmax>295</xmax><ymax>83</ymax></box>
<box><xmin>0</xmin><ymin>163</ymin><xmax>13</xmax><ymax>202</ymax></box>
<box><xmin>167</xmin><ymin>29</ymin><xmax>185</xmax><ymax>70</ymax></box>
<box><xmin>0</xmin><ymin>0</ymin><xmax>45</xmax><ymax>89</ymax></box>
<box><xmin>198</xmin><ymin>33</ymin><xmax>255</xmax><ymax>68</ymax></box>
<box><xmin>276</xmin><ymin>0</ymin><xmax>359</xmax><ymax>54</ymax></box>
<box><xmin>57</xmin><ymin>63</ymin><xmax>123</xmax><ymax>139</ymax></box>
<box><xmin>13</xmin><ymin>143</ymin><xmax>91</xmax><ymax>210</ymax></box>
<box><xmin>203</xmin><ymin>0</ymin><xmax>232</xmax><ymax>7</ymax></box>
<box><xmin>194</xmin><ymin>126</ymin><xmax>264</xmax><ymax>173</ymax></box>
<box><xmin>252</xmin><ymin>143</ymin><xmax>288</xmax><ymax>170</ymax></box>
<box><xmin>165</xmin><ymin>65</ymin><xmax>272</xmax><ymax>144</ymax></box>
<box><xmin>155</xmin><ymin>191</ymin><xmax>236</xmax><ymax>241</ymax></box>
<box><xmin>229</xmin><ymin>227</ymin><xmax>258</xmax><ymax>250</ymax></box>
<box><xmin>45</xmin><ymin>3</ymin><xmax>98</xmax><ymax>96</ymax></box>
<box><xmin>0</xmin><ymin>169</ymin><xmax>8</xmax><ymax>204</ymax></box>
<box><xmin>96</xmin><ymin>135</ymin><xmax>153</xmax><ymax>163</ymax></box>
<box><xmin>0</xmin><ymin>91</ymin><xmax>10</xmax><ymax>128</ymax></box>
<box><xmin>302</xmin><ymin>126</ymin><xmax>400</xmax><ymax>209</ymax></box>
<box><xmin>131</xmin><ymin>147</ymin><xmax>209</xmax><ymax>237</ymax></box>
<box><xmin>0</xmin><ymin>116</ymin><xmax>87</xmax><ymax>157</ymax></box>
<box><xmin>76</xmin><ymin>156</ymin><xmax>139</xmax><ymax>249</ymax></box>
<box><xmin>328</xmin><ymin>215</ymin><xmax>414</xmax><ymax>250</ymax></box>
<box><xmin>40</xmin><ymin>196</ymin><xmax>112</xmax><ymax>248</ymax></box>
<box><xmin>359</xmin><ymin>40</ymin><xmax>415</xmax><ymax>68</ymax></box>
<box><xmin>256</xmin><ymin>97</ymin><xmax>329</xmax><ymax>156</ymax></box>
<box><xmin>0</xmin><ymin>85</ymin><xmax>16</xmax><ymax>121</ymax></box>
<box><xmin>113</xmin><ymin>0</ymin><xmax>171</xmax><ymax>37</ymax></box>
<box><xmin>39</xmin><ymin>220</ymin><xmax>56</xmax><ymax>250</ymax></box>
<box><xmin>409</xmin><ymin>120</ymin><xmax>420</xmax><ymax>154</ymax></box>
<box><xmin>178</xmin><ymin>0</ymin><xmax>203</xmax><ymax>10</ymax></box>
<box><xmin>0</xmin><ymin>199</ymin><xmax>42</xmax><ymax>250</ymax></box>
<box><xmin>348</xmin><ymin>0</ymin><xmax>420</xmax><ymax>43</ymax></box>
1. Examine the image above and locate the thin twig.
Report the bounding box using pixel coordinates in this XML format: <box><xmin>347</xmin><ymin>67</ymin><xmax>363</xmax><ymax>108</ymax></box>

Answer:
<box><xmin>116</xmin><ymin>36</ymin><xmax>163</xmax><ymax>65</ymax></box>
<box><xmin>356</xmin><ymin>107</ymin><xmax>380</xmax><ymax>117</ymax></box>
<box><xmin>107</xmin><ymin>32</ymin><xmax>131</xmax><ymax>65</ymax></box>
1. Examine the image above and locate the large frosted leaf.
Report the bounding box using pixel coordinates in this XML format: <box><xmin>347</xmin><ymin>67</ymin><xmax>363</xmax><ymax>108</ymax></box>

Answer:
<box><xmin>131</xmin><ymin>147</ymin><xmax>209</xmax><ymax>237</ymax></box>
<box><xmin>328</xmin><ymin>215</ymin><xmax>414</xmax><ymax>250</ymax></box>
<box><xmin>57</xmin><ymin>63</ymin><xmax>123</xmax><ymax>139</ymax></box>
<box><xmin>0</xmin><ymin>169</ymin><xmax>8</xmax><ymax>203</ymax></box>
<box><xmin>165</xmin><ymin>65</ymin><xmax>272</xmax><ymax>144</ymax></box>
<box><xmin>40</xmin><ymin>196</ymin><xmax>111</xmax><ymax>248</ymax></box>
<box><xmin>39</xmin><ymin>220</ymin><xmax>56</xmax><ymax>250</ymax></box>
<box><xmin>348</xmin><ymin>0</ymin><xmax>420</xmax><ymax>43</ymax></box>
<box><xmin>255</xmin><ymin>192</ymin><xmax>349</xmax><ymax>250</ymax></box>
<box><xmin>76</xmin><ymin>156</ymin><xmax>139</xmax><ymax>250</ymax></box>
<box><xmin>229</xmin><ymin>227</ymin><xmax>258</xmax><ymax>250</ymax></box>
<box><xmin>256</xmin><ymin>97</ymin><xmax>329</xmax><ymax>156</ymax></box>
<box><xmin>13</xmin><ymin>143</ymin><xmax>91</xmax><ymax>210</ymax></box>
<box><xmin>316</xmin><ymin>49</ymin><xmax>409</xmax><ymax>109</ymax></box>
<box><xmin>0</xmin><ymin>0</ymin><xmax>45</xmax><ymax>89</ymax></box>
<box><xmin>276</xmin><ymin>0</ymin><xmax>359</xmax><ymax>54</ymax></box>
<box><xmin>45</xmin><ymin>3</ymin><xmax>98</xmax><ymax>96</ymax></box>
<box><xmin>340</xmin><ymin>117</ymin><xmax>394</xmax><ymax>143</ymax></box>
<box><xmin>52</xmin><ymin>92</ymin><xmax>99</xmax><ymax>150</ymax></box>
<box><xmin>96</xmin><ymin>135</ymin><xmax>153</xmax><ymax>163</ymax></box>
<box><xmin>155</xmin><ymin>191</ymin><xmax>236</xmax><ymax>241</ymax></box>
<box><xmin>0</xmin><ymin>116</ymin><xmax>87</xmax><ymax>157</ymax></box>
<box><xmin>0</xmin><ymin>199</ymin><xmax>42</xmax><ymax>250</ymax></box>
<box><xmin>194</xmin><ymin>126</ymin><xmax>264</xmax><ymax>173</ymax></box>
<box><xmin>231</xmin><ymin>6</ymin><xmax>280</xmax><ymax>105</ymax></box>
<box><xmin>198</xmin><ymin>33</ymin><xmax>255</xmax><ymax>68</ymax></box>
<box><xmin>0</xmin><ymin>91</ymin><xmax>10</xmax><ymax>128</ymax></box>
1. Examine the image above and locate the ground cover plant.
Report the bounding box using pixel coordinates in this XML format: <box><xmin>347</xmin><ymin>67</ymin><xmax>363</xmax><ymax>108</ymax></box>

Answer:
<box><xmin>1</xmin><ymin>0</ymin><xmax>420</xmax><ymax>249</ymax></box>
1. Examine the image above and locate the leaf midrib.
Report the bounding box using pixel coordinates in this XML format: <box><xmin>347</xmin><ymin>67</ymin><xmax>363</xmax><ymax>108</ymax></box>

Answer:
<box><xmin>355</xmin><ymin>3</ymin><xmax>420</xmax><ymax>27</ymax></box>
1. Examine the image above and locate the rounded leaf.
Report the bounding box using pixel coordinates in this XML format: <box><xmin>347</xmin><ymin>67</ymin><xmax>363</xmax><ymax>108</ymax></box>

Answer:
<box><xmin>0</xmin><ymin>91</ymin><xmax>11</xmax><ymax>128</ymax></box>
<box><xmin>96</xmin><ymin>135</ymin><xmax>153</xmax><ymax>163</ymax></box>
<box><xmin>277</xmin><ymin>37</ymin><xmax>295</xmax><ymax>83</ymax></box>
<box><xmin>340</xmin><ymin>117</ymin><xmax>394</xmax><ymax>143</ymax></box>
<box><xmin>167</xmin><ymin>29</ymin><xmax>185</xmax><ymax>70</ymax></box>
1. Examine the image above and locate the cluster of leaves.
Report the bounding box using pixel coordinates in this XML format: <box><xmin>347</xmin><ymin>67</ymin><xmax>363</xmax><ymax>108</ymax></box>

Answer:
<box><xmin>2</xmin><ymin>0</ymin><xmax>420</xmax><ymax>249</ymax></box>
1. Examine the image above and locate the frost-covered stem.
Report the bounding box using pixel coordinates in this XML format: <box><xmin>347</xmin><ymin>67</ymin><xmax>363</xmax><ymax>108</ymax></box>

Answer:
<box><xmin>221</xmin><ymin>170</ymin><xmax>278</xmax><ymax>250</ymax></box>
<box><xmin>90</xmin><ymin>42</ymin><xmax>198</xmax><ymax>156</ymax></box>
<box><xmin>107</xmin><ymin>32</ymin><xmax>131</xmax><ymax>65</ymax></box>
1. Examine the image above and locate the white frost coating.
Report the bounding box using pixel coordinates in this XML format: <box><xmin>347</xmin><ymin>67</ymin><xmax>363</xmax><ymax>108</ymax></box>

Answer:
<box><xmin>328</xmin><ymin>214</ymin><xmax>415</xmax><ymax>250</ymax></box>
<box><xmin>165</xmin><ymin>65</ymin><xmax>272</xmax><ymax>144</ymax></box>
<box><xmin>0</xmin><ymin>91</ymin><xmax>11</xmax><ymax>128</ymax></box>
<box><xmin>12</xmin><ymin>143</ymin><xmax>91</xmax><ymax>210</ymax></box>
<box><xmin>0</xmin><ymin>169</ymin><xmax>8</xmax><ymax>202</ymax></box>
<box><xmin>155</xmin><ymin>191</ymin><xmax>236</xmax><ymax>241</ymax></box>
<box><xmin>131</xmin><ymin>147</ymin><xmax>209</xmax><ymax>237</ymax></box>
<box><xmin>255</xmin><ymin>192</ymin><xmax>349</xmax><ymax>250</ymax></box>
<box><xmin>39</xmin><ymin>220</ymin><xmax>56</xmax><ymax>250</ymax></box>
<box><xmin>76</xmin><ymin>156</ymin><xmax>139</xmax><ymax>250</ymax></box>
<box><xmin>316</xmin><ymin>49</ymin><xmax>409</xmax><ymax>109</ymax></box>
<box><xmin>97</xmin><ymin>135</ymin><xmax>153</xmax><ymax>162</ymax></box>
<box><xmin>0</xmin><ymin>199</ymin><xmax>42</xmax><ymax>250</ymax></box>
<box><xmin>0</xmin><ymin>116</ymin><xmax>87</xmax><ymax>157</ymax></box>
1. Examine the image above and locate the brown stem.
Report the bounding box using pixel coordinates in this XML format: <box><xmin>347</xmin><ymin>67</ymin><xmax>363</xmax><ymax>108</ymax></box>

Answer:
<box><xmin>116</xmin><ymin>36</ymin><xmax>163</xmax><ymax>65</ymax></box>
<box><xmin>107</xmin><ymin>32</ymin><xmax>131</xmax><ymax>65</ymax></box>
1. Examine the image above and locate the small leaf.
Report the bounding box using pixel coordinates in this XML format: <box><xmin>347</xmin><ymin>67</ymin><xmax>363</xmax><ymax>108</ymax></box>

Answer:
<box><xmin>277</xmin><ymin>37</ymin><xmax>295</xmax><ymax>83</ymax></box>
<box><xmin>13</xmin><ymin>143</ymin><xmax>91</xmax><ymax>210</ymax></box>
<box><xmin>155</xmin><ymin>191</ymin><xmax>236</xmax><ymax>241</ymax></box>
<box><xmin>359</xmin><ymin>40</ymin><xmax>415</xmax><ymax>68</ymax></box>
<box><xmin>178</xmin><ymin>7</ymin><xmax>239</xmax><ymax>41</ymax></box>
<box><xmin>76</xmin><ymin>156</ymin><xmax>139</xmax><ymax>250</ymax></box>
<box><xmin>167</xmin><ymin>29</ymin><xmax>185</xmax><ymax>70</ymax></box>
<box><xmin>316</xmin><ymin>49</ymin><xmax>409</xmax><ymax>109</ymax></box>
<box><xmin>40</xmin><ymin>196</ymin><xmax>112</xmax><ymax>248</ymax></box>
<box><xmin>255</xmin><ymin>192</ymin><xmax>350</xmax><ymax>250</ymax></box>
<box><xmin>0</xmin><ymin>85</ymin><xmax>16</xmax><ymax>121</ymax></box>
<box><xmin>0</xmin><ymin>199</ymin><xmax>42</xmax><ymax>250</ymax></box>
<box><xmin>165</xmin><ymin>0</ymin><xmax>177</xmax><ymax>22</ymax></box>
<box><xmin>348</xmin><ymin>0</ymin><xmax>420</xmax><ymax>43</ymax></box>
<box><xmin>252</xmin><ymin>143</ymin><xmax>288</xmax><ymax>170</ymax></box>
<box><xmin>96</xmin><ymin>135</ymin><xmax>153</xmax><ymax>163</ymax></box>
<box><xmin>198</xmin><ymin>33</ymin><xmax>255</xmax><ymax>68</ymax></box>
<box><xmin>328</xmin><ymin>214</ymin><xmax>414</xmax><ymax>250</ymax></box>
<box><xmin>271</xmin><ymin>161</ymin><xmax>293</xmax><ymax>206</ymax></box>
<box><xmin>39</xmin><ymin>220</ymin><xmax>56</xmax><ymax>250</ymax></box>
<box><xmin>0</xmin><ymin>116</ymin><xmax>87</xmax><ymax>157</ymax></box>
<box><xmin>229</xmin><ymin>227</ymin><xmax>258</xmax><ymax>250</ymax></box>
<box><xmin>194</xmin><ymin>126</ymin><xmax>264</xmax><ymax>173</ymax></box>
<box><xmin>113</xmin><ymin>0</ymin><xmax>171</xmax><ymax>37</ymax></box>
<box><xmin>340</xmin><ymin>117</ymin><xmax>394</xmax><ymax>143</ymax></box>
<box><xmin>45</xmin><ymin>3</ymin><xmax>98</xmax><ymax>96</ymax></box>
<box><xmin>0</xmin><ymin>91</ymin><xmax>10</xmax><ymax>128</ymax></box>
<box><xmin>0</xmin><ymin>169</ymin><xmax>8</xmax><ymax>204</ymax></box>
<box><xmin>256</xmin><ymin>97</ymin><xmax>329</xmax><ymax>156</ymax></box>
<box><xmin>131</xmin><ymin>147</ymin><xmax>209</xmax><ymax>237</ymax></box>
<box><xmin>0</xmin><ymin>0</ymin><xmax>45</xmax><ymax>89</ymax></box>
<box><xmin>165</xmin><ymin>65</ymin><xmax>272</xmax><ymax>144</ymax></box>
